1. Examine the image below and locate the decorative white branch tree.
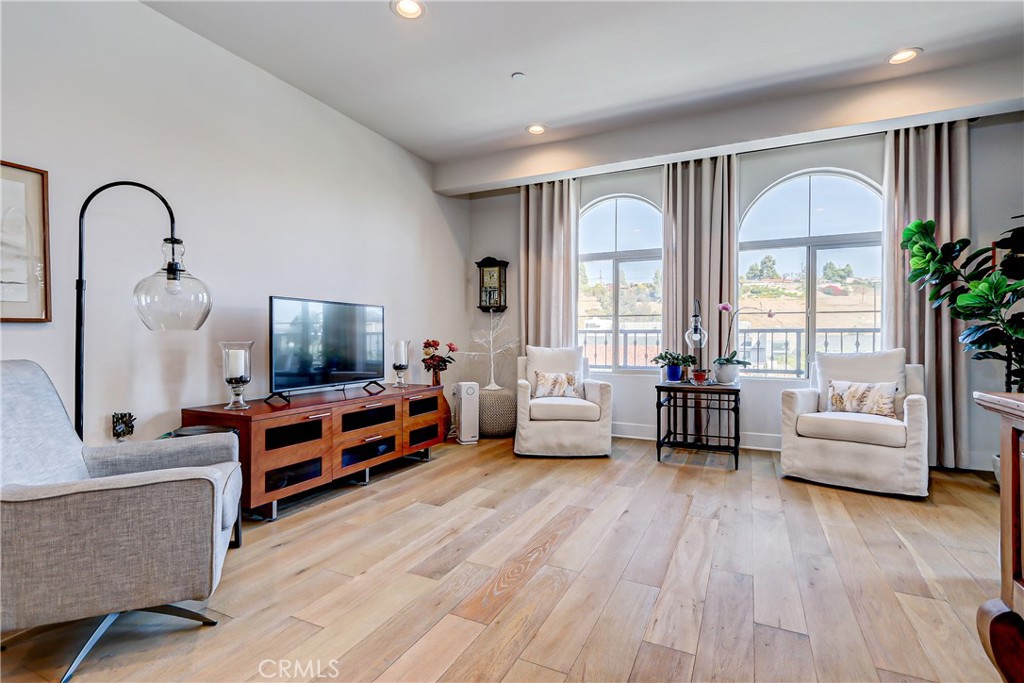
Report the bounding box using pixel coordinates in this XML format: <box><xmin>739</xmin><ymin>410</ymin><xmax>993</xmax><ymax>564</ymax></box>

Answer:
<box><xmin>461</xmin><ymin>311</ymin><xmax>519</xmax><ymax>390</ymax></box>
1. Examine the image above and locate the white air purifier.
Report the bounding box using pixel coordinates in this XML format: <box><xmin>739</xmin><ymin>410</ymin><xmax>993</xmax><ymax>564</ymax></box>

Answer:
<box><xmin>452</xmin><ymin>382</ymin><xmax>479</xmax><ymax>445</ymax></box>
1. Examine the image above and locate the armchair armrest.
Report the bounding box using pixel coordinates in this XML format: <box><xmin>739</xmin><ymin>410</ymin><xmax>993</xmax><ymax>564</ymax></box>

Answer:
<box><xmin>903</xmin><ymin>393</ymin><xmax>927</xmax><ymax>445</ymax></box>
<box><xmin>517</xmin><ymin>379</ymin><xmax>532</xmax><ymax>423</ymax></box>
<box><xmin>582</xmin><ymin>378</ymin><xmax>612</xmax><ymax>418</ymax></box>
<box><xmin>83</xmin><ymin>432</ymin><xmax>238</xmax><ymax>478</ymax></box>
<box><xmin>0</xmin><ymin>467</ymin><xmax>226</xmax><ymax>630</ymax></box>
<box><xmin>781</xmin><ymin>388</ymin><xmax>819</xmax><ymax>433</ymax></box>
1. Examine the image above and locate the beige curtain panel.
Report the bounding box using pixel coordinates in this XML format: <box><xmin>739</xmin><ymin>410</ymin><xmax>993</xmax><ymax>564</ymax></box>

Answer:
<box><xmin>662</xmin><ymin>156</ymin><xmax>738</xmax><ymax>362</ymax></box>
<box><xmin>519</xmin><ymin>179</ymin><xmax>579</xmax><ymax>349</ymax></box>
<box><xmin>883</xmin><ymin>121</ymin><xmax>970</xmax><ymax>468</ymax></box>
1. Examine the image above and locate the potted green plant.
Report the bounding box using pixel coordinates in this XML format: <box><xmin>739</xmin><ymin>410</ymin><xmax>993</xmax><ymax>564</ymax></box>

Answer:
<box><xmin>900</xmin><ymin>218</ymin><xmax>1024</xmax><ymax>393</ymax></box>
<box><xmin>901</xmin><ymin>216</ymin><xmax>1024</xmax><ymax>486</ymax></box>
<box><xmin>651</xmin><ymin>350</ymin><xmax>696</xmax><ymax>382</ymax></box>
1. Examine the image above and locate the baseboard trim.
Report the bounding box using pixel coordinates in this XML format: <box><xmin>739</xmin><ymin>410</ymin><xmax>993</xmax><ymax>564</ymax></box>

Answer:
<box><xmin>741</xmin><ymin>431</ymin><xmax>781</xmax><ymax>451</ymax></box>
<box><xmin>612</xmin><ymin>422</ymin><xmax>656</xmax><ymax>440</ymax></box>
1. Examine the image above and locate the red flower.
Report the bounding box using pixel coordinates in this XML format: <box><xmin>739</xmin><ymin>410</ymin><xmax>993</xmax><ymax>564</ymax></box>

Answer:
<box><xmin>447</xmin><ymin>342</ymin><xmax>458</xmax><ymax>353</ymax></box>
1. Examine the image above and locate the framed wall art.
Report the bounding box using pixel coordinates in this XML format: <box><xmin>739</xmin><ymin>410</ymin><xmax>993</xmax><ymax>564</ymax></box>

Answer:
<box><xmin>1</xmin><ymin>161</ymin><xmax>50</xmax><ymax>322</ymax></box>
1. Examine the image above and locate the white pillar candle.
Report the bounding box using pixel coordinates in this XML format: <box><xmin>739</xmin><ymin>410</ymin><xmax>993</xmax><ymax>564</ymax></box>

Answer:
<box><xmin>226</xmin><ymin>349</ymin><xmax>246</xmax><ymax>378</ymax></box>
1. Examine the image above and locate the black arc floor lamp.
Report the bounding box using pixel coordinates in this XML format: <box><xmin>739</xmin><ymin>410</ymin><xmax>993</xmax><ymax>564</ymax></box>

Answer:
<box><xmin>76</xmin><ymin>181</ymin><xmax>212</xmax><ymax>438</ymax></box>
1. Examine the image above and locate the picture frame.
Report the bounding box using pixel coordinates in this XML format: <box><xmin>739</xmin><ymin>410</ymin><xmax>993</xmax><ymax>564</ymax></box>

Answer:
<box><xmin>1</xmin><ymin>161</ymin><xmax>50</xmax><ymax>322</ymax></box>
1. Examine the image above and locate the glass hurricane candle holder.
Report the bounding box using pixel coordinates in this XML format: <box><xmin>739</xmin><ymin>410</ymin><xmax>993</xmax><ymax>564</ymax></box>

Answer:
<box><xmin>392</xmin><ymin>339</ymin><xmax>411</xmax><ymax>388</ymax></box>
<box><xmin>220</xmin><ymin>341</ymin><xmax>254</xmax><ymax>410</ymax></box>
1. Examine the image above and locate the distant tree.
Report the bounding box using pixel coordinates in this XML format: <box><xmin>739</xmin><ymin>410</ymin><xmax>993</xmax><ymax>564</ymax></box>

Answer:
<box><xmin>578</xmin><ymin>264</ymin><xmax>589</xmax><ymax>288</ymax></box>
<box><xmin>747</xmin><ymin>254</ymin><xmax>781</xmax><ymax>281</ymax></box>
<box><xmin>822</xmin><ymin>261</ymin><xmax>854</xmax><ymax>282</ymax></box>
<box><xmin>759</xmin><ymin>255</ymin><xmax>780</xmax><ymax>279</ymax></box>
<box><xmin>653</xmin><ymin>269</ymin><xmax>662</xmax><ymax>292</ymax></box>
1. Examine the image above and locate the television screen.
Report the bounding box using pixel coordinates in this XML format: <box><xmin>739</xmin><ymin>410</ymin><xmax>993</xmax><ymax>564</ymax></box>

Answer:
<box><xmin>270</xmin><ymin>297</ymin><xmax>384</xmax><ymax>393</ymax></box>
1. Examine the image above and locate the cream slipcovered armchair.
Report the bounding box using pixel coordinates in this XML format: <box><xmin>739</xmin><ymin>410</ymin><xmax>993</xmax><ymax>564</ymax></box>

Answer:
<box><xmin>780</xmin><ymin>349</ymin><xmax>928</xmax><ymax>497</ymax></box>
<box><xmin>1</xmin><ymin>360</ymin><xmax>242</xmax><ymax>682</ymax></box>
<box><xmin>515</xmin><ymin>346</ymin><xmax>612</xmax><ymax>457</ymax></box>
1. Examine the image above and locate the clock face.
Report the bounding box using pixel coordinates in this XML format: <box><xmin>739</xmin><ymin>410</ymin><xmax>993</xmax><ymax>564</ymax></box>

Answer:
<box><xmin>483</xmin><ymin>268</ymin><xmax>499</xmax><ymax>288</ymax></box>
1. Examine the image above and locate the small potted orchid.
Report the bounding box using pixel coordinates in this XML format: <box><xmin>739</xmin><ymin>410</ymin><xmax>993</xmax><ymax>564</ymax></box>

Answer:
<box><xmin>422</xmin><ymin>339</ymin><xmax>457</xmax><ymax>386</ymax></box>
<box><xmin>713</xmin><ymin>302</ymin><xmax>773</xmax><ymax>384</ymax></box>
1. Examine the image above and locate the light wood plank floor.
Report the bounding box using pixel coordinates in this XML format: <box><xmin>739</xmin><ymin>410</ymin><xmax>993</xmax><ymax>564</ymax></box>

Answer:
<box><xmin>1</xmin><ymin>438</ymin><xmax>1003</xmax><ymax>683</ymax></box>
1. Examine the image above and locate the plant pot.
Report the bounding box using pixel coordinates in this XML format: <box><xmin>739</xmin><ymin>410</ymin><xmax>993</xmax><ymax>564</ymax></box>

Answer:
<box><xmin>692</xmin><ymin>369</ymin><xmax>709</xmax><ymax>384</ymax></box>
<box><xmin>715</xmin><ymin>364</ymin><xmax>740</xmax><ymax>385</ymax></box>
<box><xmin>666</xmin><ymin>365</ymin><xmax>683</xmax><ymax>382</ymax></box>
<box><xmin>993</xmin><ymin>453</ymin><xmax>1002</xmax><ymax>488</ymax></box>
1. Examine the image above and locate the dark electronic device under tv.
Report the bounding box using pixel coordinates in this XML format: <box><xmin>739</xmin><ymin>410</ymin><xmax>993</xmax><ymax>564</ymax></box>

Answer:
<box><xmin>267</xmin><ymin>296</ymin><xmax>385</xmax><ymax>403</ymax></box>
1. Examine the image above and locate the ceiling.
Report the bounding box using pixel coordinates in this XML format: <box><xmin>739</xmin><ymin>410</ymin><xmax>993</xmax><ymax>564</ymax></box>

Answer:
<box><xmin>147</xmin><ymin>1</ymin><xmax>1024</xmax><ymax>164</ymax></box>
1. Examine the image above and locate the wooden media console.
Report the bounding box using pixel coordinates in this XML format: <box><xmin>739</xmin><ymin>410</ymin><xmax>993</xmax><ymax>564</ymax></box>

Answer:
<box><xmin>182</xmin><ymin>384</ymin><xmax>446</xmax><ymax>519</ymax></box>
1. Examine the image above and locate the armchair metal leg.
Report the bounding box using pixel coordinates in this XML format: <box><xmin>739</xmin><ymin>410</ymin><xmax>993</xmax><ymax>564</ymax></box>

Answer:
<box><xmin>60</xmin><ymin>612</ymin><xmax>121</xmax><ymax>683</ymax></box>
<box><xmin>138</xmin><ymin>604</ymin><xmax>217</xmax><ymax>625</ymax></box>
<box><xmin>4</xmin><ymin>605</ymin><xmax>216</xmax><ymax>683</ymax></box>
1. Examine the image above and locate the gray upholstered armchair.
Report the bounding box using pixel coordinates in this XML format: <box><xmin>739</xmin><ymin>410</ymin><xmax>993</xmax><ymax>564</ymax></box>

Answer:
<box><xmin>0</xmin><ymin>360</ymin><xmax>242</xmax><ymax>682</ymax></box>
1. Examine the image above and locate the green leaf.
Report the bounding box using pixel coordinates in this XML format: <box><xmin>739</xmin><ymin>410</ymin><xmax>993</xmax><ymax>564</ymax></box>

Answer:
<box><xmin>959</xmin><ymin>323</ymin><xmax>998</xmax><ymax>344</ymax></box>
<box><xmin>1007</xmin><ymin>312</ymin><xmax>1024</xmax><ymax>339</ymax></box>
<box><xmin>973</xmin><ymin>351</ymin><xmax>1007</xmax><ymax>361</ymax></box>
<box><xmin>961</xmin><ymin>246</ymin><xmax>992</xmax><ymax>269</ymax></box>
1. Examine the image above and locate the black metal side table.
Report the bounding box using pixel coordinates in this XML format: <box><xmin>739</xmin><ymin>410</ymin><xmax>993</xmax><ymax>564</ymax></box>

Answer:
<box><xmin>656</xmin><ymin>382</ymin><xmax>741</xmax><ymax>469</ymax></box>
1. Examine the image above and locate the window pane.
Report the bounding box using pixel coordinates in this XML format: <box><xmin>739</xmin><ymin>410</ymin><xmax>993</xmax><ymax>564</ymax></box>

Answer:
<box><xmin>618</xmin><ymin>260</ymin><xmax>663</xmax><ymax>368</ymax></box>
<box><xmin>740</xmin><ymin>175</ymin><xmax>809</xmax><ymax>241</ymax></box>
<box><xmin>578</xmin><ymin>259</ymin><xmax>614</xmax><ymax>368</ymax></box>
<box><xmin>810</xmin><ymin>175</ymin><xmax>882</xmax><ymax>236</ymax></box>
<box><xmin>815</xmin><ymin>245</ymin><xmax>882</xmax><ymax>356</ymax></box>
<box><xmin>579</xmin><ymin>200</ymin><xmax>615</xmax><ymax>254</ymax></box>
<box><xmin>616</xmin><ymin>198</ymin><xmax>661</xmax><ymax>251</ymax></box>
<box><xmin>738</xmin><ymin>247</ymin><xmax>807</xmax><ymax>377</ymax></box>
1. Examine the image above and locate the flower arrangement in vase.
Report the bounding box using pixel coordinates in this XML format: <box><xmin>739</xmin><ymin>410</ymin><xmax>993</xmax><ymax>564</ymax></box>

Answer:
<box><xmin>713</xmin><ymin>302</ymin><xmax>773</xmax><ymax>384</ymax></box>
<box><xmin>422</xmin><ymin>339</ymin><xmax>457</xmax><ymax>386</ymax></box>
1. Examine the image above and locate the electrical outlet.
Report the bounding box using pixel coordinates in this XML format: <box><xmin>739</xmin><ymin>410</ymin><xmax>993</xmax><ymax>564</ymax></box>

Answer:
<box><xmin>112</xmin><ymin>412</ymin><xmax>136</xmax><ymax>441</ymax></box>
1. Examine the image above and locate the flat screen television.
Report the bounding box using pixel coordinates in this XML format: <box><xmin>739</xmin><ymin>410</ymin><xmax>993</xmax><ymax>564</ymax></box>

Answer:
<box><xmin>269</xmin><ymin>296</ymin><xmax>385</xmax><ymax>395</ymax></box>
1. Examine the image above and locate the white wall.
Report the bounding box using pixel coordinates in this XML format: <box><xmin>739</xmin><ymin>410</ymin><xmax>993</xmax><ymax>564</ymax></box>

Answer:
<box><xmin>0</xmin><ymin>2</ymin><xmax>472</xmax><ymax>444</ymax></box>
<box><xmin>437</xmin><ymin>55</ymin><xmax>1024</xmax><ymax>195</ymax></box>
<box><xmin>464</xmin><ymin>191</ymin><xmax>520</xmax><ymax>390</ymax></box>
<box><xmin>966</xmin><ymin>112</ymin><xmax>1024</xmax><ymax>469</ymax></box>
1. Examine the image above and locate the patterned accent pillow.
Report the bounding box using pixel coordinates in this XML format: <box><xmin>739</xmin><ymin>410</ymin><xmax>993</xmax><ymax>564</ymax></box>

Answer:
<box><xmin>828</xmin><ymin>380</ymin><xmax>898</xmax><ymax>419</ymax></box>
<box><xmin>534</xmin><ymin>371</ymin><xmax>580</xmax><ymax>398</ymax></box>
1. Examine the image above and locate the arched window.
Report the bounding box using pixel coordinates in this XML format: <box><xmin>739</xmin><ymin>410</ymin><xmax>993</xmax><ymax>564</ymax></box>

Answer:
<box><xmin>738</xmin><ymin>171</ymin><xmax>882</xmax><ymax>378</ymax></box>
<box><xmin>577</xmin><ymin>195</ymin><xmax>663</xmax><ymax>370</ymax></box>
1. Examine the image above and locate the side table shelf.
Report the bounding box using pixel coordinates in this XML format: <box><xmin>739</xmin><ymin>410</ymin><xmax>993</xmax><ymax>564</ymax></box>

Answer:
<box><xmin>656</xmin><ymin>382</ymin><xmax>740</xmax><ymax>469</ymax></box>
<box><xmin>182</xmin><ymin>384</ymin><xmax>445</xmax><ymax>520</ymax></box>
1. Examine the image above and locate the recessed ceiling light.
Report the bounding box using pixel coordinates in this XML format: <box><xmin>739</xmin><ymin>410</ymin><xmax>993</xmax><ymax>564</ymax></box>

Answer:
<box><xmin>511</xmin><ymin>72</ymin><xmax>526</xmax><ymax>81</ymax></box>
<box><xmin>888</xmin><ymin>47</ymin><xmax>922</xmax><ymax>65</ymax></box>
<box><xmin>526</xmin><ymin>124</ymin><xmax>546</xmax><ymax>135</ymax></box>
<box><xmin>391</xmin><ymin>0</ymin><xmax>424</xmax><ymax>19</ymax></box>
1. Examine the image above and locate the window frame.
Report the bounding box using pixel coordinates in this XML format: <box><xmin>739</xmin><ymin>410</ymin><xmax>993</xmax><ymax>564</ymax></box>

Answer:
<box><xmin>738</xmin><ymin>169</ymin><xmax>883</xmax><ymax>377</ymax></box>
<box><xmin>576</xmin><ymin>193</ymin><xmax>663</xmax><ymax>374</ymax></box>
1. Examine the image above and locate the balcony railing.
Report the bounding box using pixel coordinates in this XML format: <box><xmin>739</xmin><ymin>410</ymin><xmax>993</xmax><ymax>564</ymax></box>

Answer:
<box><xmin>580</xmin><ymin>326</ymin><xmax>881</xmax><ymax>376</ymax></box>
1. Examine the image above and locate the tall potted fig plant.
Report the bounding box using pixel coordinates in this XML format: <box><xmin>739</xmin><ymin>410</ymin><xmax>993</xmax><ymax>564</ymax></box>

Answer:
<box><xmin>900</xmin><ymin>217</ymin><xmax>1024</xmax><ymax>392</ymax></box>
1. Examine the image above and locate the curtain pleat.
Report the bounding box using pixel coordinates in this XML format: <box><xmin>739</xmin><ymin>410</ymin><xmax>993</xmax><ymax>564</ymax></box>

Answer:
<box><xmin>663</xmin><ymin>156</ymin><xmax>737</xmax><ymax>365</ymax></box>
<box><xmin>882</xmin><ymin>122</ymin><xmax>970</xmax><ymax>467</ymax></box>
<box><xmin>519</xmin><ymin>179</ymin><xmax>578</xmax><ymax>349</ymax></box>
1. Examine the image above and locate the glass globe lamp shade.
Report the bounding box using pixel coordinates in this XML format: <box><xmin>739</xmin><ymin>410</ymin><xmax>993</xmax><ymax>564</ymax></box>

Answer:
<box><xmin>133</xmin><ymin>238</ymin><xmax>212</xmax><ymax>330</ymax></box>
<box><xmin>685</xmin><ymin>318</ymin><xmax>708</xmax><ymax>350</ymax></box>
